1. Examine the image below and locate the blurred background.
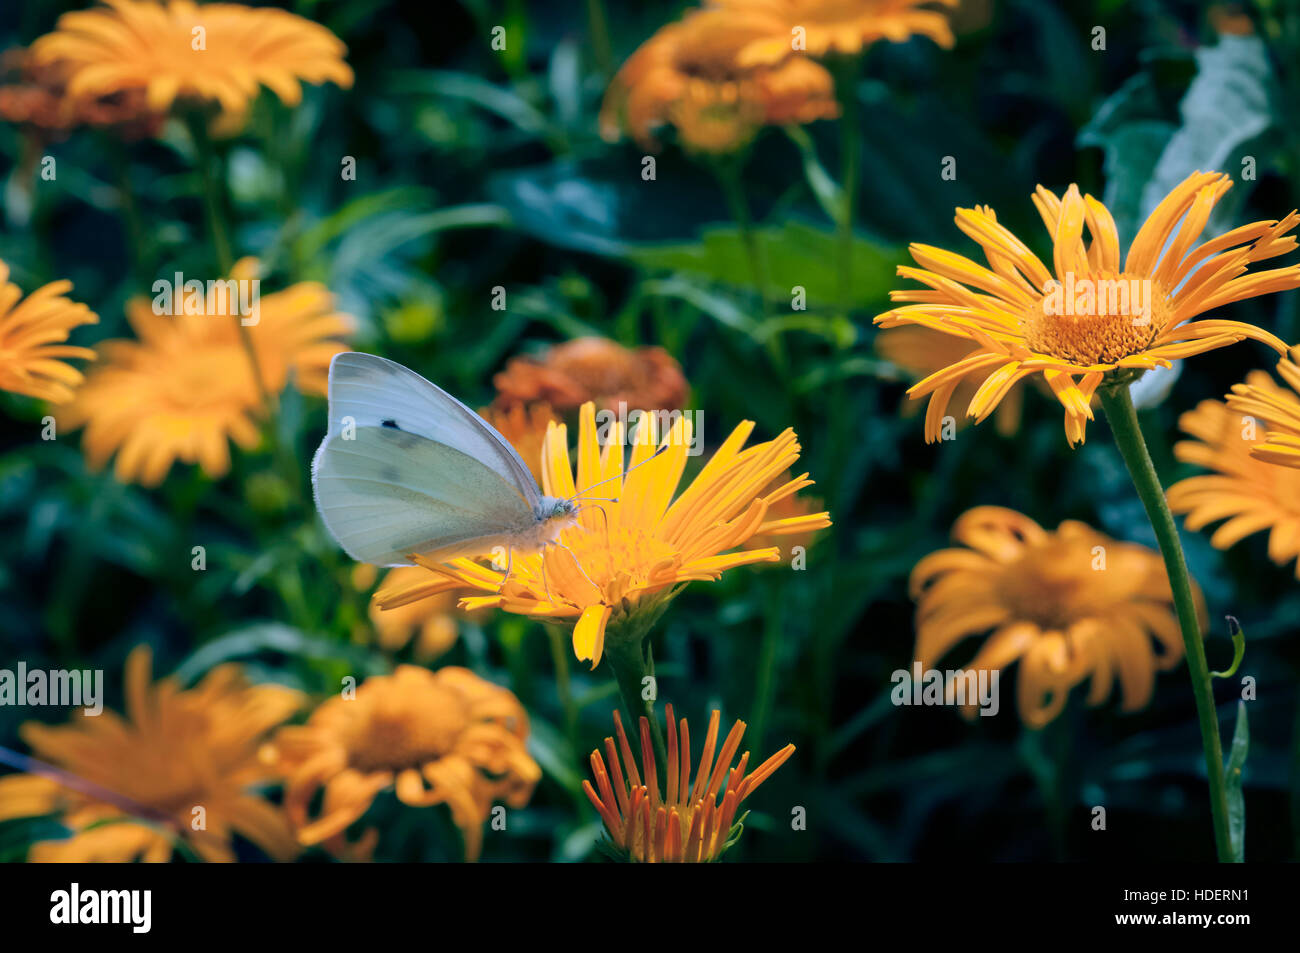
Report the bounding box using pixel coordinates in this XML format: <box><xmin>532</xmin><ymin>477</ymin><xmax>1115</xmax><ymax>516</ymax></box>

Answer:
<box><xmin>2</xmin><ymin>0</ymin><xmax>1299</xmax><ymax>862</ymax></box>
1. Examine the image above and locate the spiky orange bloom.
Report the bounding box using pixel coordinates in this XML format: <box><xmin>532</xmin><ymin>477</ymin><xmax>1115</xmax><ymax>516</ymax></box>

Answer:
<box><xmin>714</xmin><ymin>0</ymin><xmax>961</xmax><ymax>66</ymax></box>
<box><xmin>1223</xmin><ymin>349</ymin><xmax>1300</xmax><ymax>469</ymax></box>
<box><xmin>876</xmin><ymin>325</ymin><xmax>1025</xmax><ymax>436</ymax></box>
<box><xmin>375</xmin><ymin>403</ymin><xmax>831</xmax><ymax>668</ymax></box>
<box><xmin>31</xmin><ymin>0</ymin><xmax>353</xmax><ymax>122</ymax></box>
<box><xmin>1167</xmin><ymin>368</ymin><xmax>1300</xmax><ymax>576</ymax></box>
<box><xmin>583</xmin><ymin>704</ymin><xmax>794</xmax><ymax>862</ymax></box>
<box><xmin>494</xmin><ymin>337</ymin><xmax>689</xmax><ymax>416</ymax></box>
<box><xmin>262</xmin><ymin>666</ymin><xmax>539</xmax><ymax>862</ymax></box>
<box><xmin>600</xmin><ymin>8</ymin><xmax>838</xmax><ymax>153</ymax></box>
<box><xmin>0</xmin><ymin>646</ymin><xmax>302</xmax><ymax>862</ymax></box>
<box><xmin>875</xmin><ymin>171</ymin><xmax>1300</xmax><ymax>446</ymax></box>
<box><xmin>57</xmin><ymin>257</ymin><xmax>350</xmax><ymax>485</ymax></box>
<box><xmin>910</xmin><ymin>507</ymin><xmax>1201</xmax><ymax>728</ymax></box>
<box><xmin>0</xmin><ymin>260</ymin><xmax>98</xmax><ymax>403</ymax></box>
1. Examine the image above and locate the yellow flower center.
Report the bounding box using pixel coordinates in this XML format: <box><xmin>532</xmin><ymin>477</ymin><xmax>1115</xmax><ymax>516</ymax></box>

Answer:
<box><xmin>1021</xmin><ymin>271</ymin><xmax>1169</xmax><ymax>365</ymax></box>
<box><xmin>345</xmin><ymin>695</ymin><xmax>469</xmax><ymax>772</ymax></box>
<box><xmin>554</xmin><ymin>521</ymin><xmax>679</xmax><ymax>603</ymax></box>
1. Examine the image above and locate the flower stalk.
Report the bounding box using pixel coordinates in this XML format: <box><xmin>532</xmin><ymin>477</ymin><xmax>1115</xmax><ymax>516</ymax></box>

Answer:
<box><xmin>1097</xmin><ymin>382</ymin><xmax>1232</xmax><ymax>862</ymax></box>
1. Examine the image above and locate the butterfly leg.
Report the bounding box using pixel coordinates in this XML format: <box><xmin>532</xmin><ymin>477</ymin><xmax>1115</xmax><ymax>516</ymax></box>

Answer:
<box><xmin>554</xmin><ymin>541</ymin><xmax>601</xmax><ymax>593</ymax></box>
<box><xmin>496</xmin><ymin>546</ymin><xmax>514</xmax><ymax>594</ymax></box>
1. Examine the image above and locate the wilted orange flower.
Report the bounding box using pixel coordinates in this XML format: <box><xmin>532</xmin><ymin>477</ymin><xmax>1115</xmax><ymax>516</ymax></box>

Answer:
<box><xmin>0</xmin><ymin>646</ymin><xmax>302</xmax><ymax>862</ymax></box>
<box><xmin>600</xmin><ymin>8</ymin><xmax>838</xmax><ymax>153</ymax></box>
<box><xmin>583</xmin><ymin>704</ymin><xmax>794</xmax><ymax>862</ymax></box>
<box><xmin>351</xmin><ymin>564</ymin><xmax>462</xmax><ymax>659</ymax></box>
<box><xmin>715</xmin><ymin>0</ymin><xmax>961</xmax><ymax>66</ymax></box>
<box><xmin>31</xmin><ymin>0</ymin><xmax>353</xmax><ymax>123</ymax></box>
<box><xmin>910</xmin><ymin>506</ymin><xmax>1202</xmax><ymax>728</ymax></box>
<box><xmin>0</xmin><ymin>48</ymin><xmax>161</xmax><ymax>141</ymax></box>
<box><xmin>1167</xmin><ymin>367</ymin><xmax>1300</xmax><ymax>577</ymax></box>
<box><xmin>494</xmin><ymin>337</ymin><xmax>689</xmax><ymax>415</ymax></box>
<box><xmin>57</xmin><ymin>257</ymin><xmax>351</xmax><ymax>485</ymax></box>
<box><xmin>876</xmin><ymin>171</ymin><xmax>1300</xmax><ymax>446</ymax></box>
<box><xmin>0</xmin><ymin>259</ymin><xmax>98</xmax><ymax>403</ymax></box>
<box><xmin>876</xmin><ymin>325</ymin><xmax>1024</xmax><ymax>436</ymax></box>
<box><xmin>479</xmin><ymin>401</ymin><xmax>559</xmax><ymax>483</ymax></box>
<box><xmin>376</xmin><ymin>403</ymin><xmax>831</xmax><ymax>668</ymax></box>
<box><xmin>263</xmin><ymin>666</ymin><xmax>540</xmax><ymax>862</ymax></box>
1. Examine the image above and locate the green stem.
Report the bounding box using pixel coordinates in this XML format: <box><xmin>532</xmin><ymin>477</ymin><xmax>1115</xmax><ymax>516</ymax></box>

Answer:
<box><xmin>1098</xmin><ymin>384</ymin><xmax>1232</xmax><ymax>862</ymax></box>
<box><xmin>584</xmin><ymin>0</ymin><xmax>614</xmax><ymax>79</ymax></box>
<box><xmin>713</xmin><ymin>157</ymin><xmax>786</xmax><ymax>375</ymax></box>
<box><xmin>832</xmin><ymin>56</ymin><xmax>861</xmax><ymax>320</ymax></box>
<box><xmin>749</xmin><ymin>582</ymin><xmax>782</xmax><ymax>752</ymax></box>
<box><xmin>546</xmin><ymin>624</ymin><xmax>579</xmax><ymax>753</ymax></box>
<box><xmin>604</xmin><ymin>637</ymin><xmax>667</xmax><ymax>776</ymax></box>
<box><xmin>184</xmin><ymin>111</ymin><xmax>273</xmax><ymax>412</ymax></box>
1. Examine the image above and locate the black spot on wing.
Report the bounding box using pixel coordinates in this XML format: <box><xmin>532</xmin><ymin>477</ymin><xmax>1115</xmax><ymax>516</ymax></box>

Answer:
<box><xmin>382</xmin><ymin>419</ymin><xmax>400</xmax><ymax>430</ymax></box>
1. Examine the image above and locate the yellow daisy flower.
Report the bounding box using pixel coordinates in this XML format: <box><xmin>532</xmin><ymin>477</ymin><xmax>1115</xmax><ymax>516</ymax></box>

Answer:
<box><xmin>262</xmin><ymin>666</ymin><xmax>540</xmax><ymax>862</ymax></box>
<box><xmin>600</xmin><ymin>7</ymin><xmax>839</xmax><ymax>154</ymax></box>
<box><xmin>31</xmin><ymin>0</ymin><xmax>353</xmax><ymax>121</ymax></box>
<box><xmin>0</xmin><ymin>646</ymin><xmax>302</xmax><ymax>863</ymax></box>
<box><xmin>1167</xmin><ymin>368</ymin><xmax>1300</xmax><ymax>576</ymax></box>
<box><xmin>874</xmin><ymin>171</ymin><xmax>1300</xmax><ymax>446</ymax></box>
<box><xmin>57</xmin><ymin>257</ymin><xmax>351</xmax><ymax>485</ymax></box>
<box><xmin>1222</xmin><ymin>349</ymin><xmax>1300</xmax><ymax>469</ymax></box>
<box><xmin>909</xmin><ymin>506</ymin><xmax>1202</xmax><ymax>728</ymax></box>
<box><xmin>714</xmin><ymin>0</ymin><xmax>961</xmax><ymax>66</ymax></box>
<box><xmin>374</xmin><ymin>403</ymin><xmax>831</xmax><ymax>669</ymax></box>
<box><xmin>0</xmin><ymin>259</ymin><xmax>97</xmax><ymax>403</ymax></box>
<box><xmin>583</xmin><ymin>704</ymin><xmax>794</xmax><ymax>862</ymax></box>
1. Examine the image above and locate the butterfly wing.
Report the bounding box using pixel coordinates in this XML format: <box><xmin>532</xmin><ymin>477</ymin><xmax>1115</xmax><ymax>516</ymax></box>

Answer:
<box><xmin>312</xmin><ymin>425</ymin><xmax>540</xmax><ymax>567</ymax></box>
<box><xmin>324</xmin><ymin>351</ymin><xmax>541</xmax><ymax>505</ymax></box>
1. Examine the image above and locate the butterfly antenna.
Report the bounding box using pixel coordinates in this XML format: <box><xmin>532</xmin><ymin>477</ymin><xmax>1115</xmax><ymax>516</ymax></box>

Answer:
<box><xmin>568</xmin><ymin>444</ymin><xmax>668</xmax><ymax>504</ymax></box>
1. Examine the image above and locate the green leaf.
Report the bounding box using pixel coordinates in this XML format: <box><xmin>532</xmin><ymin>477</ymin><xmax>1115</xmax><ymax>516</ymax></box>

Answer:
<box><xmin>628</xmin><ymin>221</ymin><xmax>899</xmax><ymax>311</ymax></box>
<box><xmin>1141</xmin><ymin>35</ymin><xmax>1276</xmax><ymax>229</ymax></box>
<box><xmin>1225</xmin><ymin>700</ymin><xmax>1250</xmax><ymax>863</ymax></box>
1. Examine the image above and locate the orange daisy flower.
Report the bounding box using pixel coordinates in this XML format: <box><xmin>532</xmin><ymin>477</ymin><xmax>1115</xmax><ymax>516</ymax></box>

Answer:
<box><xmin>0</xmin><ymin>646</ymin><xmax>302</xmax><ymax>862</ymax></box>
<box><xmin>263</xmin><ymin>666</ymin><xmax>540</xmax><ymax>862</ymax></box>
<box><xmin>600</xmin><ymin>8</ymin><xmax>838</xmax><ymax>153</ymax></box>
<box><xmin>910</xmin><ymin>506</ymin><xmax>1202</xmax><ymax>728</ymax></box>
<box><xmin>1167</xmin><ymin>366</ymin><xmax>1300</xmax><ymax>576</ymax></box>
<box><xmin>57</xmin><ymin>257</ymin><xmax>350</xmax><ymax>485</ymax></box>
<box><xmin>583</xmin><ymin>704</ymin><xmax>795</xmax><ymax>862</ymax></box>
<box><xmin>1222</xmin><ymin>349</ymin><xmax>1300</xmax><ymax>469</ymax></box>
<box><xmin>31</xmin><ymin>0</ymin><xmax>353</xmax><ymax>122</ymax></box>
<box><xmin>375</xmin><ymin>403</ymin><xmax>831</xmax><ymax>668</ymax></box>
<box><xmin>0</xmin><ymin>259</ymin><xmax>98</xmax><ymax>404</ymax></box>
<box><xmin>875</xmin><ymin>171</ymin><xmax>1300</xmax><ymax>445</ymax></box>
<box><xmin>714</xmin><ymin>0</ymin><xmax>962</xmax><ymax>66</ymax></box>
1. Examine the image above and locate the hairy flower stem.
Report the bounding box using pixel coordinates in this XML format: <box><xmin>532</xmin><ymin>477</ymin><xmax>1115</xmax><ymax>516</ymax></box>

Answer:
<box><xmin>1098</xmin><ymin>384</ymin><xmax>1232</xmax><ymax>861</ymax></box>
<box><xmin>604</xmin><ymin>637</ymin><xmax>668</xmax><ymax>776</ymax></box>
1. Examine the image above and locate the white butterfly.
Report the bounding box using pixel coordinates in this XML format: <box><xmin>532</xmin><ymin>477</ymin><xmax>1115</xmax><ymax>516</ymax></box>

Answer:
<box><xmin>311</xmin><ymin>351</ymin><xmax>583</xmax><ymax>568</ymax></box>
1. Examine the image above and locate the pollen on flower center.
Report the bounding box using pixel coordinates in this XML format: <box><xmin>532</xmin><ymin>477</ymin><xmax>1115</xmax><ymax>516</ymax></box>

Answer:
<box><xmin>1021</xmin><ymin>271</ymin><xmax>1170</xmax><ymax>365</ymax></box>
<box><xmin>558</xmin><ymin>522</ymin><xmax>678</xmax><ymax>588</ymax></box>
